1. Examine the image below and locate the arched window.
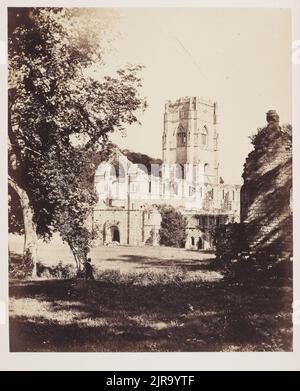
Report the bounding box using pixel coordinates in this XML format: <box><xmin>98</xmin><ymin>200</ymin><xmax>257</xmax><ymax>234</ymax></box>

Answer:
<box><xmin>174</xmin><ymin>163</ymin><xmax>184</xmax><ymax>180</ymax></box>
<box><xmin>201</xmin><ymin>125</ymin><xmax>208</xmax><ymax>145</ymax></box>
<box><xmin>191</xmin><ymin>237</ymin><xmax>195</xmax><ymax>246</ymax></box>
<box><xmin>177</xmin><ymin>124</ymin><xmax>186</xmax><ymax>146</ymax></box>
<box><xmin>204</xmin><ymin>163</ymin><xmax>209</xmax><ymax>173</ymax></box>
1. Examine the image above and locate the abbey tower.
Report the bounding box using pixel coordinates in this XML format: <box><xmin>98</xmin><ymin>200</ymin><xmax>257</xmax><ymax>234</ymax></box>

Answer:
<box><xmin>93</xmin><ymin>95</ymin><xmax>240</xmax><ymax>250</ymax></box>
<box><xmin>162</xmin><ymin>97</ymin><xmax>219</xmax><ymax>185</ymax></box>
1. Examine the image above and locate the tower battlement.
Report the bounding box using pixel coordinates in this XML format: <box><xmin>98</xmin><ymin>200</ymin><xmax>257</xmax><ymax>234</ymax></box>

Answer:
<box><xmin>165</xmin><ymin>96</ymin><xmax>216</xmax><ymax>111</ymax></box>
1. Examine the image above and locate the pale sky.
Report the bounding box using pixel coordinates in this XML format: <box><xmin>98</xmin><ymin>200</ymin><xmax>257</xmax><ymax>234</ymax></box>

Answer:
<box><xmin>96</xmin><ymin>8</ymin><xmax>292</xmax><ymax>185</ymax></box>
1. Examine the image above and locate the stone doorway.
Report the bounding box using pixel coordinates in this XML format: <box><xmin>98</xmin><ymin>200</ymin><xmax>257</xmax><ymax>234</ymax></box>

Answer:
<box><xmin>103</xmin><ymin>221</ymin><xmax>121</xmax><ymax>245</ymax></box>
<box><xmin>111</xmin><ymin>226</ymin><xmax>120</xmax><ymax>243</ymax></box>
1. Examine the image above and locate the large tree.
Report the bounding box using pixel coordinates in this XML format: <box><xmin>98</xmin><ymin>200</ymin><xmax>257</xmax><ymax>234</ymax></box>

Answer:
<box><xmin>8</xmin><ymin>8</ymin><xmax>146</xmax><ymax>276</ymax></box>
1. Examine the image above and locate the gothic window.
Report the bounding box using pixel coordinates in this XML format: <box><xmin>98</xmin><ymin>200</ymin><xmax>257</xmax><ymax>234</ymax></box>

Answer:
<box><xmin>118</xmin><ymin>163</ymin><xmax>125</xmax><ymax>179</ymax></box>
<box><xmin>201</xmin><ymin>125</ymin><xmax>208</xmax><ymax>145</ymax></box>
<box><xmin>174</xmin><ymin>164</ymin><xmax>184</xmax><ymax>180</ymax></box>
<box><xmin>177</xmin><ymin>124</ymin><xmax>186</xmax><ymax>146</ymax></box>
<box><xmin>191</xmin><ymin>237</ymin><xmax>195</xmax><ymax>246</ymax></box>
<box><xmin>204</xmin><ymin>216</ymin><xmax>208</xmax><ymax>227</ymax></box>
<box><xmin>204</xmin><ymin>163</ymin><xmax>209</xmax><ymax>173</ymax></box>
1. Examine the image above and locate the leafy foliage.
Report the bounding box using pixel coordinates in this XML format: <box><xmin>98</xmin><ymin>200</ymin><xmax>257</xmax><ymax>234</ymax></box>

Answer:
<box><xmin>158</xmin><ymin>205</ymin><xmax>187</xmax><ymax>248</ymax></box>
<box><xmin>8</xmin><ymin>8</ymin><xmax>146</xmax><ymax>269</ymax></box>
<box><xmin>249</xmin><ymin>123</ymin><xmax>292</xmax><ymax>147</ymax></box>
<box><xmin>214</xmin><ymin>223</ymin><xmax>248</xmax><ymax>262</ymax></box>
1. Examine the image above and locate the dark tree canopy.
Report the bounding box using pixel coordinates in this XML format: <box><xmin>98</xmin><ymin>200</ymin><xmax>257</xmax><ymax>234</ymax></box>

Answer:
<box><xmin>158</xmin><ymin>205</ymin><xmax>187</xmax><ymax>248</ymax></box>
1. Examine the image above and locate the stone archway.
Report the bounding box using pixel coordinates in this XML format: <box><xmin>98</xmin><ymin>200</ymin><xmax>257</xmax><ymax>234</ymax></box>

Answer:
<box><xmin>111</xmin><ymin>225</ymin><xmax>120</xmax><ymax>243</ymax></box>
<box><xmin>103</xmin><ymin>221</ymin><xmax>121</xmax><ymax>245</ymax></box>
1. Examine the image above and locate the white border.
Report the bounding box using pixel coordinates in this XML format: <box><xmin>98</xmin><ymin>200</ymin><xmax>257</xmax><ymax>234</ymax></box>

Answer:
<box><xmin>0</xmin><ymin>0</ymin><xmax>299</xmax><ymax>371</ymax></box>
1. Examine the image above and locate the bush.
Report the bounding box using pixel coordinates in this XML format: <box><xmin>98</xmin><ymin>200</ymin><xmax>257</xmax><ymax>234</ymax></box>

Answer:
<box><xmin>158</xmin><ymin>205</ymin><xmax>187</xmax><ymax>248</ymax></box>
<box><xmin>9</xmin><ymin>253</ymin><xmax>33</xmax><ymax>279</ymax></box>
<box><xmin>214</xmin><ymin>223</ymin><xmax>248</xmax><ymax>263</ymax></box>
<box><xmin>36</xmin><ymin>261</ymin><xmax>76</xmax><ymax>279</ymax></box>
<box><xmin>93</xmin><ymin>268</ymin><xmax>189</xmax><ymax>287</ymax></box>
<box><xmin>224</xmin><ymin>256</ymin><xmax>293</xmax><ymax>284</ymax></box>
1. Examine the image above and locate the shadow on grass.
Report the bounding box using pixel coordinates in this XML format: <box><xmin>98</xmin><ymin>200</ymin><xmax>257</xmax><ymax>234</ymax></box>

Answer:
<box><xmin>103</xmin><ymin>254</ymin><xmax>215</xmax><ymax>272</ymax></box>
<box><xmin>9</xmin><ymin>274</ymin><xmax>292</xmax><ymax>352</ymax></box>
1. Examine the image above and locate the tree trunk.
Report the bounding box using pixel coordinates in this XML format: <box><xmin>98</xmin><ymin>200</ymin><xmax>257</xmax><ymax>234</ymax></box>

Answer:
<box><xmin>8</xmin><ymin>177</ymin><xmax>38</xmax><ymax>278</ymax></box>
<box><xmin>70</xmin><ymin>246</ymin><xmax>86</xmax><ymax>278</ymax></box>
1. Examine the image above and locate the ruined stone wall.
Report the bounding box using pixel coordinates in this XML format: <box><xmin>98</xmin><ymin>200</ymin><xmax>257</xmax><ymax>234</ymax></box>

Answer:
<box><xmin>240</xmin><ymin>113</ymin><xmax>292</xmax><ymax>257</ymax></box>
<box><xmin>92</xmin><ymin>208</ymin><xmax>161</xmax><ymax>247</ymax></box>
<box><xmin>93</xmin><ymin>209</ymin><xmax>142</xmax><ymax>246</ymax></box>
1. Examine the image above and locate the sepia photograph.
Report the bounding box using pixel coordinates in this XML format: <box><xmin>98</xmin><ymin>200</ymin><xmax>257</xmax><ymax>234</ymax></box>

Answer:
<box><xmin>7</xmin><ymin>5</ymin><xmax>293</xmax><ymax>353</ymax></box>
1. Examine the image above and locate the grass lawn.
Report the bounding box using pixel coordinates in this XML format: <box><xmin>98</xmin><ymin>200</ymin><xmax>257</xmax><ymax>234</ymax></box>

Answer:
<box><xmin>9</xmin><ymin>236</ymin><xmax>292</xmax><ymax>352</ymax></box>
<box><xmin>8</xmin><ymin>233</ymin><xmax>215</xmax><ymax>273</ymax></box>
